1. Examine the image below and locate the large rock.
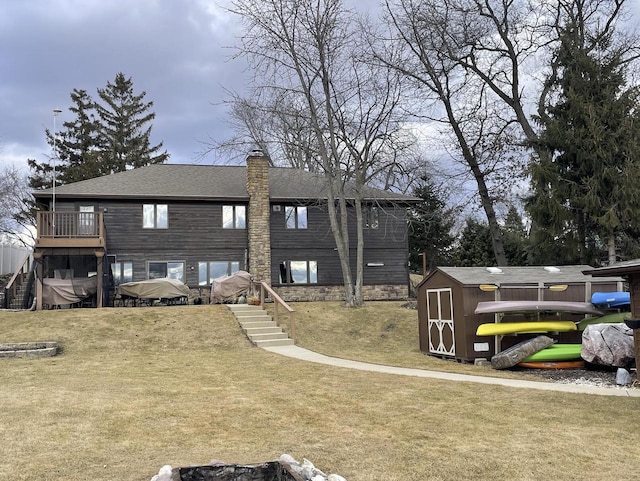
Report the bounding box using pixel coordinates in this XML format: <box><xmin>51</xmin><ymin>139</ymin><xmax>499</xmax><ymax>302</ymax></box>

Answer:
<box><xmin>581</xmin><ymin>323</ymin><xmax>635</xmax><ymax>368</ymax></box>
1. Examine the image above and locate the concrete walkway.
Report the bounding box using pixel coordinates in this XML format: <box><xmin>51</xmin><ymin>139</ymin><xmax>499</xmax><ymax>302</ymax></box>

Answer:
<box><xmin>263</xmin><ymin>345</ymin><xmax>640</xmax><ymax>398</ymax></box>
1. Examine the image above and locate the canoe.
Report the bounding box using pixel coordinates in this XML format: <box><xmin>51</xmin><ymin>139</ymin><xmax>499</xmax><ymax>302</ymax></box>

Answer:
<box><xmin>474</xmin><ymin>300</ymin><xmax>603</xmax><ymax>316</ymax></box>
<box><xmin>577</xmin><ymin>311</ymin><xmax>631</xmax><ymax>330</ymax></box>
<box><xmin>518</xmin><ymin>361</ymin><xmax>585</xmax><ymax>370</ymax></box>
<box><xmin>591</xmin><ymin>291</ymin><xmax>630</xmax><ymax>308</ymax></box>
<box><xmin>490</xmin><ymin>336</ymin><xmax>555</xmax><ymax>370</ymax></box>
<box><xmin>521</xmin><ymin>343</ymin><xmax>582</xmax><ymax>362</ymax></box>
<box><xmin>476</xmin><ymin>321</ymin><xmax>577</xmax><ymax>337</ymax></box>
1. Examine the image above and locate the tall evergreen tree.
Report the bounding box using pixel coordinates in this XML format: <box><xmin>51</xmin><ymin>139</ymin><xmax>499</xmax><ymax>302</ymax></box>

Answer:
<box><xmin>95</xmin><ymin>73</ymin><xmax>169</xmax><ymax>173</ymax></box>
<box><xmin>451</xmin><ymin>218</ymin><xmax>496</xmax><ymax>267</ymax></box>
<box><xmin>502</xmin><ymin>205</ymin><xmax>529</xmax><ymax>266</ymax></box>
<box><xmin>407</xmin><ymin>174</ymin><xmax>456</xmax><ymax>273</ymax></box>
<box><xmin>53</xmin><ymin>89</ymin><xmax>103</xmax><ymax>184</ymax></box>
<box><xmin>528</xmin><ymin>21</ymin><xmax>640</xmax><ymax>265</ymax></box>
<box><xmin>28</xmin><ymin>74</ymin><xmax>169</xmax><ymax>194</ymax></box>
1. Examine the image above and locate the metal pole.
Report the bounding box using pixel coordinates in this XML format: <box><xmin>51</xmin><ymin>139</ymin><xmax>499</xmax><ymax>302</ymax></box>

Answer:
<box><xmin>52</xmin><ymin>109</ymin><xmax>62</xmax><ymax>214</ymax></box>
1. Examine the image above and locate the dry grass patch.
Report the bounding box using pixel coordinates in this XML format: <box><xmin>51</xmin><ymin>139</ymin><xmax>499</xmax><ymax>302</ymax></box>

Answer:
<box><xmin>0</xmin><ymin>305</ymin><xmax>639</xmax><ymax>481</ymax></box>
<box><xmin>277</xmin><ymin>301</ymin><xmax>533</xmax><ymax>379</ymax></box>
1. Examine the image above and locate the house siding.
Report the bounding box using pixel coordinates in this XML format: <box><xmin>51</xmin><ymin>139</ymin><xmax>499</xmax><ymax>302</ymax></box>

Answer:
<box><xmin>99</xmin><ymin>200</ymin><xmax>247</xmax><ymax>287</ymax></box>
<box><xmin>35</xmin><ymin>161</ymin><xmax>416</xmax><ymax>305</ymax></box>
<box><xmin>270</xmin><ymin>203</ymin><xmax>409</xmax><ymax>287</ymax></box>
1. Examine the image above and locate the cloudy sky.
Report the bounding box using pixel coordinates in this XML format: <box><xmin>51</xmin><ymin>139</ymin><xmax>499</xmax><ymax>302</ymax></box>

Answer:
<box><xmin>0</xmin><ymin>0</ymin><xmax>250</xmax><ymax>171</ymax></box>
<box><xmin>1</xmin><ymin>0</ymin><xmax>638</xmax><ymax>175</ymax></box>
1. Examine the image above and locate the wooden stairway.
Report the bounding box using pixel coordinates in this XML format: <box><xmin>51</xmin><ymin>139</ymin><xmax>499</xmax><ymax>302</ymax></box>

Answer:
<box><xmin>227</xmin><ymin>304</ymin><xmax>294</xmax><ymax>347</ymax></box>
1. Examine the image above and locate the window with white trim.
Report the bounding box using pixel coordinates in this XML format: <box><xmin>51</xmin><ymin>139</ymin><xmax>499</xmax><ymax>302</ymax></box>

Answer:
<box><xmin>111</xmin><ymin>261</ymin><xmax>133</xmax><ymax>285</ymax></box>
<box><xmin>143</xmin><ymin>204</ymin><xmax>168</xmax><ymax>229</ymax></box>
<box><xmin>364</xmin><ymin>205</ymin><xmax>379</xmax><ymax>229</ymax></box>
<box><xmin>223</xmin><ymin>205</ymin><xmax>246</xmax><ymax>229</ymax></box>
<box><xmin>279</xmin><ymin>260</ymin><xmax>317</xmax><ymax>284</ymax></box>
<box><xmin>198</xmin><ymin>261</ymin><xmax>241</xmax><ymax>285</ymax></box>
<box><xmin>147</xmin><ymin>261</ymin><xmax>184</xmax><ymax>282</ymax></box>
<box><xmin>285</xmin><ymin>206</ymin><xmax>307</xmax><ymax>229</ymax></box>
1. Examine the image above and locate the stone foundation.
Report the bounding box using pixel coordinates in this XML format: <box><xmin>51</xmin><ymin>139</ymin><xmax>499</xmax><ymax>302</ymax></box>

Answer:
<box><xmin>272</xmin><ymin>284</ymin><xmax>409</xmax><ymax>302</ymax></box>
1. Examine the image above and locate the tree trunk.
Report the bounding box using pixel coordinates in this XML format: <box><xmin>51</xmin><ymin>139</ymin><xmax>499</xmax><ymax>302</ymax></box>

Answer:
<box><xmin>354</xmin><ymin>197</ymin><xmax>365</xmax><ymax>307</ymax></box>
<box><xmin>608</xmin><ymin>233</ymin><xmax>617</xmax><ymax>265</ymax></box>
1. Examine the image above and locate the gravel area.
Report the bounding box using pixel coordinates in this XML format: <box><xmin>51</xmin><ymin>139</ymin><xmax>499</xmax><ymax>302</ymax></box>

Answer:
<box><xmin>517</xmin><ymin>364</ymin><xmax>637</xmax><ymax>389</ymax></box>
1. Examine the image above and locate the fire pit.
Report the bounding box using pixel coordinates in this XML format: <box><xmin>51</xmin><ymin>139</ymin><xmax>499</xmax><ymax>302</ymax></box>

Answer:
<box><xmin>151</xmin><ymin>455</ymin><xmax>346</xmax><ymax>481</ymax></box>
<box><xmin>176</xmin><ymin>461</ymin><xmax>302</xmax><ymax>481</ymax></box>
<box><xmin>0</xmin><ymin>342</ymin><xmax>58</xmax><ymax>359</ymax></box>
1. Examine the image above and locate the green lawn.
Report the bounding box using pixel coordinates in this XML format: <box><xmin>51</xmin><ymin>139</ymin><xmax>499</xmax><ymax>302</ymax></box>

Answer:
<box><xmin>0</xmin><ymin>304</ymin><xmax>639</xmax><ymax>481</ymax></box>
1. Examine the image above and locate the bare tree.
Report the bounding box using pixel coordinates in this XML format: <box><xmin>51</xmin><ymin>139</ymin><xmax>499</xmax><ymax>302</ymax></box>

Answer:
<box><xmin>229</xmin><ymin>0</ymin><xmax>411</xmax><ymax>306</ymax></box>
<box><xmin>0</xmin><ymin>164</ymin><xmax>35</xmax><ymax>246</ymax></box>
<box><xmin>379</xmin><ymin>0</ymin><xmax>529</xmax><ymax>265</ymax></box>
<box><xmin>381</xmin><ymin>0</ymin><xmax>636</xmax><ymax>265</ymax></box>
<box><xmin>217</xmin><ymin>89</ymin><xmax>322</xmax><ymax>171</ymax></box>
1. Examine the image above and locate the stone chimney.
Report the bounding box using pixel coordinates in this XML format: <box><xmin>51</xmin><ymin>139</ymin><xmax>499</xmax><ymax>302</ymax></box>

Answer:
<box><xmin>246</xmin><ymin>150</ymin><xmax>272</xmax><ymax>285</ymax></box>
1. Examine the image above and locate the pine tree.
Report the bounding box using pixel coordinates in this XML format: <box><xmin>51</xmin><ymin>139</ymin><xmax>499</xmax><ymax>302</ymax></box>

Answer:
<box><xmin>407</xmin><ymin>174</ymin><xmax>455</xmax><ymax>273</ymax></box>
<box><xmin>502</xmin><ymin>205</ymin><xmax>529</xmax><ymax>266</ymax></box>
<box><xmin>95</xmin><ymin>72</ymin><xmax>169</xmax><ymax>173</ymax></box>
<box><xmin>55</xmin><ymin>89</ymin><xmax>103</xmax><ymax>184</ymax></box>
<box><xmin>28</xmin><ymin>74</ymin><xmax>169</xmax><ymax>194</ymax></box>
<box><xmin>451</xmin><ymin>218</ymin><xmax>496</xmax><ymax>267</ymax></box>
<box><xmin>528</xmin><ymin>23</ymin><xmax>640</xmax><ymax>265</ymax></box>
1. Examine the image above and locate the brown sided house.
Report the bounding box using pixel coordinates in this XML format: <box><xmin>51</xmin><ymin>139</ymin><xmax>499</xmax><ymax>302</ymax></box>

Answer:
<box><xmin>25</xmin><ymin>153</ymin><xmax>418</xmax><ymax>309</ymax></box>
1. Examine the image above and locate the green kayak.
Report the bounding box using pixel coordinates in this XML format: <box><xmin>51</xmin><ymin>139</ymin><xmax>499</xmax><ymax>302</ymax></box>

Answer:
<box><xmin>578</xmin><ymin>311</ymin><xmax>630</xmax><ymax>331</ymax></box>
<box><xmin>521</xmin><ymin>343</ymin><xmax>582</xmax><ymax>362</ymax></box>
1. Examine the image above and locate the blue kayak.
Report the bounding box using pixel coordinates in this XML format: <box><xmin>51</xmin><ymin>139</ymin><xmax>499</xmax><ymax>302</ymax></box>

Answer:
<box><xmin>591</xmin><ymin>291</ymin><xmax>630</xmax><ymax>308</ymax></box>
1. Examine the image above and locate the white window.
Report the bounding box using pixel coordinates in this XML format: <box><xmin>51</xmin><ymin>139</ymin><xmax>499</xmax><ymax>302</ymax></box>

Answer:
<box><xmin>365</xmin><ymin>205</ymin><xmax>379</xmax><ymax>229</ymax></box>
<box><xmin>285</xmin><ymin>206</ymin><xmax>308</xmax><ymax>229</ymax></box>
<box><xmin>78</xmin><ymin>205</ymin><xmax>96</xmax><ymax>235</ymax></box>
<box><xmin>198</xmin><ymin>261</ymin><xmax>241</xmax><ymax>285</ymax></box>
<box><xmin>223</xmin><ymin>205</ymin><xmax>246</xmax><ymax>229</ymax></box>
<box><xmin>143</xmin><ymin>204</ymin><xmax>168</xmax><ymax>229</ymax></box>
<box><xmin>279</xmin><ymin>260</ymin><xmax>317</xmax><ymax>284</ymax></box>
<box><xmin>111</xmin><ymin>261</ymin><xmax>133</xmax><ymax>285</ymax></box>
<box><xmin>147</xmin><ymin>261</ymin><xmax>184</xmax><ymax>282</ymax></box>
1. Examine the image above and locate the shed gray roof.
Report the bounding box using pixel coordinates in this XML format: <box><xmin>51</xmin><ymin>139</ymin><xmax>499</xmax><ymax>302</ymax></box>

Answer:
<box><xmin>33</xmin><ymin>164</ymin><xmax>419</xmax><ymax>203</ymax></box>
<box><xmin>433</xmin><ymin>265</ymin><xmax>623</xmax><ymax>285</ymax></box>
<box><xmin>583</xmin><ymin>260</ymin><xmax>640</xmax><ymax>277</ymax></box>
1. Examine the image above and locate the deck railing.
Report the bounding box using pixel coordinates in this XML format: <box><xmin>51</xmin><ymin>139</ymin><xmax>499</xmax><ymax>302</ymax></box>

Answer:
<box><xmin>254</xmin><ymin>281</ymin><xmax>296</xmax><ymax>342</ymax></box>
<box><xmin>36</xmin><ymin>211</ymin><xmax>106</xmax><ymax>248</ymax></box>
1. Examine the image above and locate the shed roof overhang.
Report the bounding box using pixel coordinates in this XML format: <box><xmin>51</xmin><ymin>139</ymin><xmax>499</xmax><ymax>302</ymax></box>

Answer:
<box><xmin>583</xmin><ymin>260</ymin><xmax>640</xmax><ymax>278</ymax></box>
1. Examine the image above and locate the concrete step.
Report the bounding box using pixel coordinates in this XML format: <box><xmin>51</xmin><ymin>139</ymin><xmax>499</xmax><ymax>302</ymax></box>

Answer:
<box><xmin>234</xmin><ymin>311</ymin><xmax>270</xmax><ymax>318</ymax></box>
<box><xmin>244</xmin><ymin>326</ymin><xmax>283</xmax><ymax>335</ymax></box>
<box><xmin>238</xmin><ymin>316</ymin><xmax>271</xmax><ymax>322</ymax></box>
<box><xmin>249</xmin><ymin>332</ymin><xmax>291</xmax><ymax>342</ymax></box>
<box><xmin>227</xmin><ymin>304</ymin><xmax>262</xmax><ymax>312</ymax></box>
<box><xmin>228</xmin><ymin>302</ymin><xmax>294</xmax><ymax>348</ymax></box>
<box><xmin>253</xmin><ymin>338</ymin><xmax>295</xmax><ymax>348</ymax></box>
<box><xmin>240</xmin><ymin>320</ymin><xmax>277</xmax><ymax>329</ymax></box>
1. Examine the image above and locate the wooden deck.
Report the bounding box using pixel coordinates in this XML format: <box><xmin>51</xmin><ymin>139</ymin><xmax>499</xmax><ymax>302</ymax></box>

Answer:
<box><xmin>35</xmin><ymin>211</ymin><xmax>106</xmax><ymax>249</ymax></box>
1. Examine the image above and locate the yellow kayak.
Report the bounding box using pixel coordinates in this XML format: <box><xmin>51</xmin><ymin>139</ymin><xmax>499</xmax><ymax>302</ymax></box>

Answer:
<box><xmin>476</xmin><ymin>321</ymin><xmax>577</xmax><ymax>336</ymax></box>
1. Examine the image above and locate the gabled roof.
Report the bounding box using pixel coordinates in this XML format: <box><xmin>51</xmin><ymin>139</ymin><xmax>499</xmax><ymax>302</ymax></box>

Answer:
<box><xmin>424</xmin><ymin>265</ymin><xmax>623</xmax><ymax>286</ymax></box>
<box><xmin>32</xmin><ymin>164</ymin><xmax>419</xmax><ymax>203</ymax></box>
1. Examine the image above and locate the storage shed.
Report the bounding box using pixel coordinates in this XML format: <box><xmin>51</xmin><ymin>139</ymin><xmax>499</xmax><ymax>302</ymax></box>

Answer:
<box><xmin>416</xmin><ymin>265</ymin><xmax>624</xmax><ymax>362</ymax></box>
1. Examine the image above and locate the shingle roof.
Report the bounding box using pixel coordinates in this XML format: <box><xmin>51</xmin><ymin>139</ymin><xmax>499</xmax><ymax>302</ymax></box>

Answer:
<box><xmin>33</xmin><ymin>164</ymin><xmax>419</xmax><ymax>203</ymax></box>
<box><xmin>583</xmin><ymin>260</ymin><xmax>640</xmax><ymax>277</ymax></box>
<box><xmin>433</xmin><ymin>265</ymin><xmax>623</xmax><ymax>285</ymax></box>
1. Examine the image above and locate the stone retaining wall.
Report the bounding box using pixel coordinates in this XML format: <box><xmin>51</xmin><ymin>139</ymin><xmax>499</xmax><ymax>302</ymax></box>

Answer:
<box><xmin>273</xmin><ymin>284</ymin><xmax>409</xmax><ymax>302</ymax></box>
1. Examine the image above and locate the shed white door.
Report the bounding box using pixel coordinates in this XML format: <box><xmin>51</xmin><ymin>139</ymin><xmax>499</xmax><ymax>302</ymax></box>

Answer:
<box><xmin>426</xmin><ymin>288</ymin><xmax>455</xmax><ymax>356</ymax></box>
